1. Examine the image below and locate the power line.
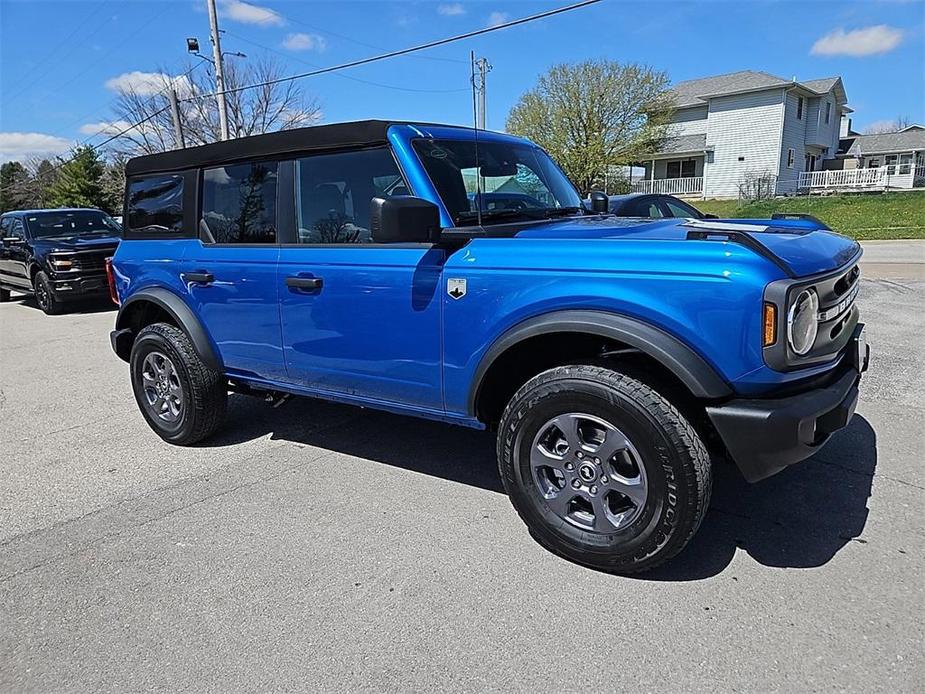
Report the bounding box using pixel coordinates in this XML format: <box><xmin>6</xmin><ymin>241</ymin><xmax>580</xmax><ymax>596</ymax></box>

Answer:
<box><xmin>224</xmin><ymin>31</ymin><xmax>471</xmax><ymax>95</ymax></box>
<box><xmin>181</xmin><ymin>0</ymin><xmax>602</xmax><ymax>104</ymax></box>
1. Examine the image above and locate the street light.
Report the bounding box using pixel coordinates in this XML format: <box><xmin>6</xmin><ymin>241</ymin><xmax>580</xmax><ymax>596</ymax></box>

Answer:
<box><xmin>186</xmin><ymin>37</ymin><xmax>200</xmax><ymax>53</ymax></box>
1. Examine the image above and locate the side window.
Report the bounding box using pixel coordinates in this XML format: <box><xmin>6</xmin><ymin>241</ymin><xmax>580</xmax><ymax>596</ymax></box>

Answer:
<box><xmin>201</xmin><ymin>161</ymin><xmax>279</xmax><ymax>244</ymax></box>
<box><xmin>11</xmin><ymin>219</ymin><xmax>26</xmax><ymax>238</ymax></box>
<box><xmin>127</xmin><ymin>174</ymin><xmax>185</xmax><ymax>234</ymax></box>
<box><xmin>627</xmin><ymin>199</ymin><xmax>663</xmax><ymax>218</ymax></box>
<box><xmin>295</xmin><ymin>147</ymin><xmax>407</xmax><ymax>244</ymax></box>
<box><xmin>0</xmin><ymin>217</ymin><xmax>11</xmax><ymax>237</ymax></box>
<box><xmin>664</xmin><ymin>200</ymin><xmax>699</xmax><ymax>218</ymax></box>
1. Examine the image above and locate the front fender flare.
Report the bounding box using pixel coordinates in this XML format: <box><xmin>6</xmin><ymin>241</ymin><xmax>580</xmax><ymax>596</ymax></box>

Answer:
<box><xmin>468</xmin><ymin>309</ymin><xmax>732</xmax><ymax>416</ymax></box>
<box><xmin>114</xmin><ymin>287</ymin><xmax>221</xmax><ymax>370</ymax></box>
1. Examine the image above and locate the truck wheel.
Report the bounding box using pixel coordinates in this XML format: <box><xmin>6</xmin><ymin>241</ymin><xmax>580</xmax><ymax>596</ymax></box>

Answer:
<box><xmin>33</xmin><ymin>271</ymin><xmax>62</xmax><ymax>315</ymax></box>
<box><xmin>0</xmin><ymin>287</ymin><xmax>10</xmax><ymax>302</ymax></box>
<box><xmin>497</xmin><ymin>365</ymin><xmax>711</xmax><ymax>574</ymax></box>
<box><xmin>129</xmin><ymin>322</ymin><xmax>227</xmax><ymax>445</ymax></box>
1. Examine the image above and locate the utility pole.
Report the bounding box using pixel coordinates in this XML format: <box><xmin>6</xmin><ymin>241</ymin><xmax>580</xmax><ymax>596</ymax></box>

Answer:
<box><xmin>205</xmin><ymin>0</ymin><xmax>230</xmax><ymax>140</ymax></box>
<box><xmin>168</xmin><ymin>88</ymin><xmax>186</xmax><ymax>149</ymax></box>
<box><xmin>474</xmin><ymin>57</ymin><xmax>491</xmax><ymax>129</ymax></box>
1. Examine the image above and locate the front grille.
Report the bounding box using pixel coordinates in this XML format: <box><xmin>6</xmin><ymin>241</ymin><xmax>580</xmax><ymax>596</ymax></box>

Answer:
<box><xmin>51</xmin><ymin>246</ymin><xmax>118</xmax><ymax>274</ymax></box>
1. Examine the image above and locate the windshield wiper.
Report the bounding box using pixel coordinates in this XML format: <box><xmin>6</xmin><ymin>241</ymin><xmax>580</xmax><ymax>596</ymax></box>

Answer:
<box><xmin>456</xmin><ymin>208</ymin><xmax>547</xmax><ymax>226</ymax></box>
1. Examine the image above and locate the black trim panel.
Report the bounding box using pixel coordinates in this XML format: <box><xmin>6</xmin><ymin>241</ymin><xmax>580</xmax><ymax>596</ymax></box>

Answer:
<box><xmin>469</xmin><ymin>309</ymin><xmax>732</xmax><ymax>416</ymax></box>
<box><xmin>114</xmin><ymin>287</ymin><xmax>221</xmax><ymax>369</ymax></box>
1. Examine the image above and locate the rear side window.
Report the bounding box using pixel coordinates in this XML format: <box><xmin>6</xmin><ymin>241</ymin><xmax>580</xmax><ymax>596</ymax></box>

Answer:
<box><xmin>127</xmin><ymin>174</ymin><xmax>185</xmax><ymax>234</ymax></box>
<box><xmin>201</xmin><ymin>161</ymin><xmax>279</xmax><ymax>244</ymax></box>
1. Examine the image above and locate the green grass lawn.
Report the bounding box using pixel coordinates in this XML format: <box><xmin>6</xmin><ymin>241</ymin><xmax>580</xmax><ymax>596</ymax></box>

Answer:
<box><xmin>695</xmin><ymin>191</ymin><xmax>925</xmax><ymax>240</ymax></box>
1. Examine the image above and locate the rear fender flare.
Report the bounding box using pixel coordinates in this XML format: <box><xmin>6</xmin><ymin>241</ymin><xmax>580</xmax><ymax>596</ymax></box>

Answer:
<box><xmin>115</xmin><ymin>287</ymin><xmax>221</xmax><ymax>370</ymax></box>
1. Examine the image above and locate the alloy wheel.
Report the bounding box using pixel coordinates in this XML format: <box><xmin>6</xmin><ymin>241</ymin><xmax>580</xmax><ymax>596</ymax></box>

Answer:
<box><xmin>530</xmin><ymin>412</ymin><xmax>648</xmax><ymax>533</ymax></box>
<box><xmin>140</xmin><ymin>351</ymin><xmax>184</xmax><ymax>423</ymax></box>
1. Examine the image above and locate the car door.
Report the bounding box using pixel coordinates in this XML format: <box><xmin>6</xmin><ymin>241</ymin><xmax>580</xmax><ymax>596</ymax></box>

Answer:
<box><xmin>277</xmin><ymin>147</ymin><xmax>444</xmax><ymax>411</ymax></box>
<box><xmin>181</xmin><ymin>160</ymin><xmax>285</xmax><ymax>381</ymax></box>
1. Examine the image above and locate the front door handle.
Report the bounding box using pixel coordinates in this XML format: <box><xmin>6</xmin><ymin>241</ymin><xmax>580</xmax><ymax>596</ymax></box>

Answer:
<box><xmin>286</xmin><ymin>276</ymin><xmax>323</xmax><ymax>290</ymax></box>
<box><xmin>184</xmin><ymin>271</ymin><xmax>214</xmax><ymax>284</ymax></box>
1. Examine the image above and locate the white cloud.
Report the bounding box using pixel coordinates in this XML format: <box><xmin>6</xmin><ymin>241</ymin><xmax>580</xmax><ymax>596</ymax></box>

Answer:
<box><xmin>438</xmin><ymin>3</ymin><xmax>466</xmax><ymax>16</ymax></box>
<box><xmin>221</xmin><ymin>0</ymin><xmax>284</xmax><ymax>27</ymax></box>
<box><xmin>282</xmin><ymin>32</ymin><xmax>326</xmax><ymax>52</ymax></box>
<box><xmin>811</xmin><ymin>25</ymin><xmax>904</xmax><ymax>57</ymax></box>
<box><xmin>0</xmin><ymin>132</ymin><xmax>72</xmax><ymax>164</ymax></box>
<box><xmin>104</xmin><ymin>71</ymin><xmax>193</xmax><ymax>96</ymax></box>
<box><xmin>486</xmin><ymin>11</ymin><xmax>509</xmax><ymax>27</ymax></box>
<box><xmin>78</xmin><ymin>121</ymin><xmax>134</xmax><ymax>137</ymax></box>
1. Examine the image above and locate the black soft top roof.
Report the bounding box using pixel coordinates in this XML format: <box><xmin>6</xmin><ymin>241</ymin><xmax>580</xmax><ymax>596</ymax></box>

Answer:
<box><xmin>125</xmin><ymin>119</ymin><xmax>396</xmax><ymax>177</ymax></box>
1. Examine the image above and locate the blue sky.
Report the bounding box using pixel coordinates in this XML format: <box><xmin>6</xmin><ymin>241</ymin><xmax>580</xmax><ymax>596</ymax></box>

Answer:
<box><xmin>1</xmin><ymin>0</ymin><xmax>923</xmax><ymax>163</ymax></box>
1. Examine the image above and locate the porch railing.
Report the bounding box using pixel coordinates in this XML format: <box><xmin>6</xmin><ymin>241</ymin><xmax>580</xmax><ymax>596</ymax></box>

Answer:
<box><xmin>631</xmin><ymin>176</ymin><xmax>703</xmax><ymax>195</ymax></box>
<box><xmin>797</xmin><ymin>166</ymin><xmax>922</xmax><ymax>191</ymax></box>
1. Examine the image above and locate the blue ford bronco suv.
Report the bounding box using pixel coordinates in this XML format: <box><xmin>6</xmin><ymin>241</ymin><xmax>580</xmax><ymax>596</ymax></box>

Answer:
<box><xmin>109</xmin><ymin>120</ymin><xmax>869</xmax><ymax>573</ymax></box>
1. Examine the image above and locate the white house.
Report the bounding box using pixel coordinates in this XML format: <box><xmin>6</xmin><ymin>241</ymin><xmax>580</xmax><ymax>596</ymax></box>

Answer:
<box><xmin>635</xmin><ymin>70</ymin><xmax>850</xmax><ymax>198</ymax></box>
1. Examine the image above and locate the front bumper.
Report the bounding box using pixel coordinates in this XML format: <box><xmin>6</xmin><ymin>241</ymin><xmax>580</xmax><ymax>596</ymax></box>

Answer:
<box><xmin>48</xmin><ymin>272</ymin><xmax>110</xmax><ymax>300</ymax></box>
<box><xmin>706</xmin><ymin>324</ymin><xmax>870</xmax><ymax>482</ymax></box>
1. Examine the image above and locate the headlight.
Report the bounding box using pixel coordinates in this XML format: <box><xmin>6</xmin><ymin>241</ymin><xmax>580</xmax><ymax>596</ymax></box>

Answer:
<box><xmin>50</xmin><ymin>258</ymin><xmax>73</xmax><ymax>270</ymax></box>
<box><xmin>787</xmin><ymin>288</ymin><xmax>819</xmax><ymax>355</ymax></box>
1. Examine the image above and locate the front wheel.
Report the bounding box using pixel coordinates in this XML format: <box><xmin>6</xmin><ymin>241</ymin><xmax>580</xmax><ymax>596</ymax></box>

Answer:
<box><xmin>129</xmin><ymin>322</ymin><xmax>227</xmax><ymax>445</ymax></box>
<box><xmin>497</xmin><ymin>365</ymin><xmax>711</xmax><ymax>574</ymax></box>
<box><xmin>33</xmin><ymin>271</ymin><xmax>62</xmax><ymax>315</ymax></box>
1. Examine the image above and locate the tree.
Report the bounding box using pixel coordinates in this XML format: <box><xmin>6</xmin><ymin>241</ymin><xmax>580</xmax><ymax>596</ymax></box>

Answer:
<box><xmin>30</xmin><ymin>159</ymin><xmax>60</xmax><ymax>208</ymax></box>
<box><xmin>47</xmin><ymin>146</ymin><xmax>108</xmax><ymax>210</ymax></box>
<box><xmin>0</xmin><ymin>161</ymin><xmax>31</xmax><ymax>212</ymax></box>
<box><xmin>863</xmin><ymin>116</ymin><xmax>915</xmax><ymax>134</ymax></box>
<box><xmin>107</xmin><ymin>56</ymin><xmax>322</xmax><ymax>157</ymax></box>
<box><xmin>506</xmin><ymin>60</ymin><xmax>674</xmax><ymax>193</ymax></box>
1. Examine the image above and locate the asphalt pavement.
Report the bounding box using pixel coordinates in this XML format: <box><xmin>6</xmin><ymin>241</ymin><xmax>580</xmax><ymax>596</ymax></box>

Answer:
<box><xmin>1</xmin><ymin>242</ymin><xmax>923</xmax><ymax>692</ymax></box>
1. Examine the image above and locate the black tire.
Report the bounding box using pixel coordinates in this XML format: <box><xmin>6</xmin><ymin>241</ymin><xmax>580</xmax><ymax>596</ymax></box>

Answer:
<box><xmin>0</xmin><ymin>287</ymin><xmax>10</xmax><ymax>302</ymax></box>
<box><xmin>33</xmin><ymin>271</ymin><xmax>63</xmax><ymax>315</ymax></box>
<box><xmin>497</xmin><ymin>364</ymin><xmax>711</xmax><ymax>574</ymax></box>
<box><xmin>129</xmin><ymin>322</ymin><xmax>227</xmax><ymax>445</ymax></box>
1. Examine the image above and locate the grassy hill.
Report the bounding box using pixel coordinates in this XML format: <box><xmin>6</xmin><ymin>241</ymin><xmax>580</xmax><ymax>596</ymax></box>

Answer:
<box><xmin>695</xmin><ymin>191</ymin><xmax>925</xmax><ymax>240</ymax></box>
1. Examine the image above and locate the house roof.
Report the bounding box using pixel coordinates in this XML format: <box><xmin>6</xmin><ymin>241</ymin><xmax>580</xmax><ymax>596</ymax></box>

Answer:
<box><xmin>839</xmin><ymin>129</ymin><xmax>925</xmax><ymax>156</ymax></box>
<box><xmin>657</xmin><ymin>133</ymin><xmax>708</xmax><ymax>155</ymax></box>
<box><xmin>670</xmin><ymin>70</ymin><xmax>845</xmax><ymax>108</ymax></box>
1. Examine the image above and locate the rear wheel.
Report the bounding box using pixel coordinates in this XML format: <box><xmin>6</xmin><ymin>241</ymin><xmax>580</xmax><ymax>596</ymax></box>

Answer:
<box><xmin>33</xmin><ymin>271</ymin><xmax>62</xmax><ymax>315</ymax></box>
<box><xmin>497</xmin><ymin>364</ymin><xmax>711</xmax><ymax>574</ymax></box>
<box><xmin>130</xmin><ymin>322</ymin><xmax>227</xmax><ymax>445</ymax></box>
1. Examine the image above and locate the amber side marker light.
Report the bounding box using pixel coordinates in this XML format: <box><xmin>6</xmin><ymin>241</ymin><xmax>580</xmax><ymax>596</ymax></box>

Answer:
<box><xmin>763</xmin><ymin>302</ymin><xmax>777</xmax><ymax>346</ymax></box>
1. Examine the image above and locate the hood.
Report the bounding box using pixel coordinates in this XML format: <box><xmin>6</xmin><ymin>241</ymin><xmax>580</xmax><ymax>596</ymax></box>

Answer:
<box><xmin>34</xmin><ymin>233</ymin><xmax>121</xmax><ymax>252</ymax></box>
<box><xmin>512</xmin><ymin>215</ymin><xmax>860</xmax><ymax>277</ymax></box>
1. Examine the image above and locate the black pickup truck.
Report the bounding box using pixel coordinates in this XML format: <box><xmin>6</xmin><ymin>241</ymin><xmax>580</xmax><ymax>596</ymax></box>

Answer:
<box><xmin>0</xmin><ymin>208</ymin><xmax>121</xmax><ymax>314</ymax></box>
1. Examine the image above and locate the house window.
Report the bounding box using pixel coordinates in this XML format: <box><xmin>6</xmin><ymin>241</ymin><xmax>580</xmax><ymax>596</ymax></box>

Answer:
<box><xmin>885</xmin><ymin>154</ymin><xmax>898</xmax><ymax>175</ymax></box>
<box><xmin>797</xmin><ymin>96</ymin><xmax>804</xmax><ymax>120</ymax></box>
<box><xmin>666</xmin><ymin>160</ymin><xmax>696</xmax><ymax>179</ymax></box>
<box><xmin>787</xmin><ymin>148</ymin><xmax>795</xmax><ymax>168</ymax></box>
<box><xmin>825</xmin><ymin>101</ymin><xmax>831</xmax><ymax>124</ymax></box>
<box><xmin>899</xmin><ymin>153</ymin><xmax>913</xmax><ymax>175</ymax></box>
<box><xmin>867</xmin><ymin>158</ymin><xmax>881</xmax><ymax>169</ymax></box>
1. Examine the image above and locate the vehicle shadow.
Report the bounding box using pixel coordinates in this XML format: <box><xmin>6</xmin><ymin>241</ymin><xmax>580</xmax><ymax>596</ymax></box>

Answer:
<box><xmin>11</xmin><ymin>295</ymin><xmax>117</xmax><ymax>315</ymax></box>
<box><xmin>210</xmin><ymin>396</ymin><xmax>876</xmax><ymax>580</ymax></box>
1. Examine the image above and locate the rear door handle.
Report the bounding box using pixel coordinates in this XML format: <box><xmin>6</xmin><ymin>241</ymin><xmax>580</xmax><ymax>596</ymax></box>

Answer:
<box><xmin>286</xmin><ymin>276</ymin><xmax>323</xmax><ymax>290</ymax></box>
<box><xmin>184</xmin><ymin>271</ymin><xmax>214</xmax><ymax>284</ymax></box>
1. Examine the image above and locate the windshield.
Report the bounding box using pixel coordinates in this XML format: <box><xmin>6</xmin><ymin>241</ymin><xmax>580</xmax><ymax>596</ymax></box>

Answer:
<box><xmin>25</xmin><ymin>210</ymin><xmax>122</xmax><ymax>238</ymax></box>
<box><xmin>412</xmin><ymin>138</ymin><xmax>583</xmax><ymax>226</ymax></box>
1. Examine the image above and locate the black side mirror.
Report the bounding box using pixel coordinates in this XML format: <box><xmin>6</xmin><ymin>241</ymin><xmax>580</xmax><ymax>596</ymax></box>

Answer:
<box><xmin>589</xmin><ymin>191</ymin><xmax>609</xmax><ymax>214</ymax></box>
<box><xmin>370</xmin><ymin>196</ymin><xmax>441</xmax><ymax>244</ymax></box>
